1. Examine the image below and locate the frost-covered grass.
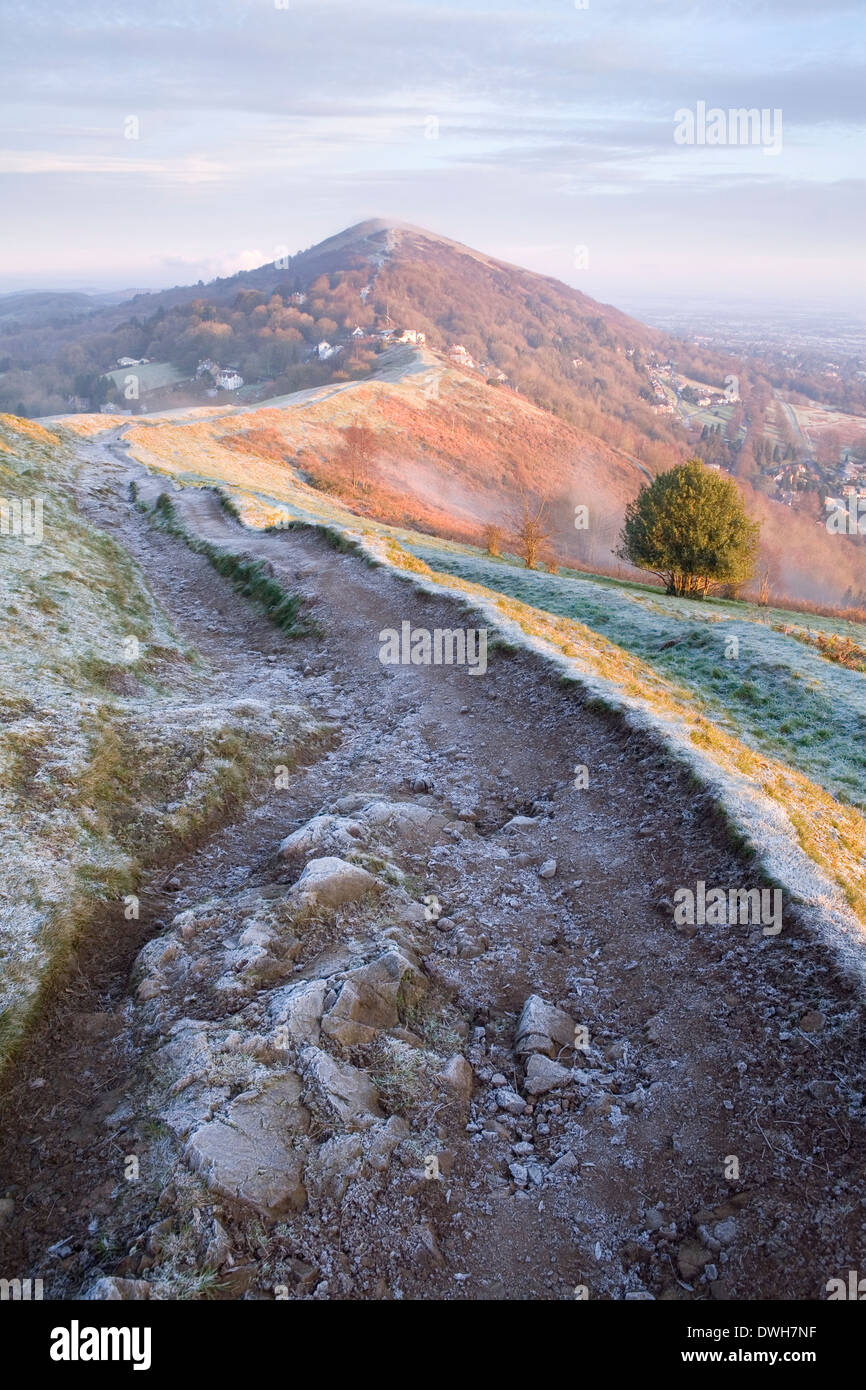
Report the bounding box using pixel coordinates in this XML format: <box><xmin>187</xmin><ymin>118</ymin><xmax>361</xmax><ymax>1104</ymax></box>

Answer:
<box><xmin>406</xmin><ymin>547</ymin><xmax>866</xmax><ymax>813</ymax></box>
<box><xmin>149</xmin><ymin>491</ymin><xmax>313</xmax><ymax>636</ymax></box>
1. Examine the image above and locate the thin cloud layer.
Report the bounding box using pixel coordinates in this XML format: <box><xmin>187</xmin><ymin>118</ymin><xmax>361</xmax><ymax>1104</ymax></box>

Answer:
<box><xmin>0</xmin><ymin>0</ymin><xmax>862</xmax><ymax>305</ymax></box>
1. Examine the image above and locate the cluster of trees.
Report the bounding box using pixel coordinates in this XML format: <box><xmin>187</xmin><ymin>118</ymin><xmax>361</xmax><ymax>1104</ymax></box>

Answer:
<box><xmin>0</xmin><ymin>266</ymin><xmax>385</xmax><ymax>415</ymax></box>
<box><xmin>473</xmin><ymin>462</ymin><xmax>763</xmax><ymax>600</ymax></box>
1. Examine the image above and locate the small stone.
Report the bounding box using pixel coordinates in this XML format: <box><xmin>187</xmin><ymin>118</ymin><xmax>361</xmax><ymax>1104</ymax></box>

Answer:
<box><xmin>495</xmin><ymin>1087</ymin><xmax>526</xmax><ymax>1115</ymax></box>
<box><xmin>806</xmin><ymin>1079</ymin><xmax>834</xmax><ymax>1100</ymax></box>
<box><xmin>523</xmin><ymin>1054</ymin><xmax>571</xmax><ymax>1096</ymax></box>
<box><xmin>85</xmin><ymin>1277</ymin><xmax>152</xmax><ymax>1300</ymax></box>
<box><xmin>423</xmin><ymin>894</ymin><xmax>441</xmax><ymax>923</ymax></box>
<box><xmin>538</xmin><ymin>859</ymin><xmax>558</xmax><ymax>880</ymax></box>
<box><xmin>509</xmin><ymin>1163</ymin><xmax>528</xmax><ymax>1187</ymax></box>
<box><xmin>800</xmin><ymin>1010</ymin><xmax>825</xmax><ymax>1033</ymax></box>
<box><xmin>146</xmin><ymin>1217</ymin><xmax>173</xmax><ymax>1254</ymax></box>
<box><xmin>439</xmin><ymin>1054</ymin><xmax>473</xmax><ymax>1104</ymax></box>
<box><xmin>299</xmin><ymin>1047</ymin><xmax>382</xmax><ymax>1130</ymax></box>
<box><xmin>677</xmin><ymin>1239</ymin><xmax>713</xmax><ymax>1281</ymax></box>
<box><xmin>136</xmin><ymin>977</ymin><xmax>163</xmax><ymax>1002</ymax></box>
<box><xmin>204</xmin><ymin>1220</ymin><xmax>233</xmax><ymax>1270</ymax></box>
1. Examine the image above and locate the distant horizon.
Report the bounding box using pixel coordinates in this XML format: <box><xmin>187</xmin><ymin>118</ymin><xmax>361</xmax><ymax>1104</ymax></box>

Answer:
<box><xmin>1</xmin><ymin>217</ymin><xmax>864</xmax><ymax>326</ymax></box>
<box><xmin>2</xmin><ymin>2</ymin><xmax>863</xmax><ymax>316</ymax></box>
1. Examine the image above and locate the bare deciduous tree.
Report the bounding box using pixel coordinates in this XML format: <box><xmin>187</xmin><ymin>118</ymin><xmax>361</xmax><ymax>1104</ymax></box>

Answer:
<box><xmin>512</xmin><ymin>491</ymin><xmax>551</xmax><ymax>570</ymax></box>
<box><xmin>338</xmin><ymin>424</ymin><xmax>378</xmax><ymax>490</ymax></box>
<box><xmin>483</xmin><ymin>523</ymin><xmax>503</xmax><ymax>557</ymax></box>
<box><xmin>758</xmin><ymin>564</ymin><xmax>771</xmax><ymax>606</ymax></box>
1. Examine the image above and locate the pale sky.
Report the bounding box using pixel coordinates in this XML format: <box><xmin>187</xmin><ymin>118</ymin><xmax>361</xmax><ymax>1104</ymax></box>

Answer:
<box><xmin>1</xmin><ymin>0</ymin><xmax>864</xmax><ymax>311</ymax></box>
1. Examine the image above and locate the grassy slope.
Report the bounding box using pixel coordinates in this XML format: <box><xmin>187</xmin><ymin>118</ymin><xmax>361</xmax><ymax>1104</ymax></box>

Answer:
<box><xmin>407</xmin><ymin>549</ymin><xmax>866</xmax><ymax>812</ymax></box>
<box><xmin>0</xmin><ymin>416</ymin><xmax>319</xmax><ymax>1063</ymax></box>
<box><xmin>54</xmin><ymin>344</ymin><xmax>866</xmax><ymax>612</ymax></box>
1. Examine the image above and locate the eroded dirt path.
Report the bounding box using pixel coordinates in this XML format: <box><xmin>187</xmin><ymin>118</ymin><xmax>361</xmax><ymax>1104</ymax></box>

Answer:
<box><xmin>1</xmin><ymin>441</ymin><xmax>864</xmax><ymax>1301</ymax></box>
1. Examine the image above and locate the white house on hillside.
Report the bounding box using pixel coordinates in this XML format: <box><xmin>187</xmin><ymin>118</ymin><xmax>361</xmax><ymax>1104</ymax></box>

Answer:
<box><xmin>448</xmin><ymin>344</ymin><xmax>475</xmax><ymax>368</ymax></box>
<box><xmin>217</xmin><ymin>368</ymin><xmax>243</xmax><ymax>390</ymax></box>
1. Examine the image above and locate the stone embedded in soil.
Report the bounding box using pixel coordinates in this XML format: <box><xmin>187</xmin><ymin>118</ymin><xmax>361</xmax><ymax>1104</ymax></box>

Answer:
<box><xmin>713</xmin><ymin>1218</ymin><xmax>737</xmax><ymax>1245</ymax></box>
<box><xmin>280</xmin><ymin>799</ymin><xmax>444</xmax><ymax>867</ymax></box>
<box><xmin>364</xmin><ymin>1114</ymin><xmax>410</xmax><ymax>1172</ymax></box>
<box><xmin>184</xmin><ymin>1074</ymin><xmax>310</xmax><ymax>1217</ymax></box>
<box><xmin>321</xmin><ymin>948</ymin><xmax>424</xmax><ymax>1047</ymax></box>
<box><xmin>204</xmin><ymin>1219</ymin><xmax>233</xmax><ymax>1270</ymax></box>
<box><xmin>515</xmin><ymin>994</ymin><xmax>575</xmax><ymax>1058</ymax></box>
<box><xmin>439</xmin><ymin>1053</ymin><xmax>474</xmax><ymax>1103</ymax></box>
<box><xmin>495</xmin><ymin>1086</ymin><xmax>526</xmax><ymax>1115</ymax></box>
<box><xmin>299</xmin><ymin>1046</ymin><xmax>383</xmax><ymax>1129</ymax></box>
<box><xmin>290</xmin><ymin>856</ymin><xmax>379</xmax><ymax>909</ymax></box>
<box><xmin>524</xmin><ymin>1053</ymin><xmax>572</xmax><ymax>1096</ymax></box>
<box><xmin>268</xmin><ymin>978</ymin><xmax>327</xmax><ymax>1047</ymax></box>
<box><xmin>278</xmin><ymin>813</ymin><xmax>360</xmax><ymax>863</ymax></box>
<box><xmin>677</xmin><ymin>1238</ymin><xmax>714</xmax><ymax>1281</ymax></box>
<box><xmin>305</xmin><ymin>1132</ymin><xmax>365</xmax><ymax>1206</ymax></box>
<box><xmin>800</xmin><ymin>1010</ymin><xmax>825</xmax><ymax>1033</ymax></box>
<box><xmin>154</xmin><ymin>1020</ymin><xmax>234</xmax><ymax>1137</ymax></box>
<box><xmin>359</xmin><ymin>799</ymin><xmax>445</xmax><ymax>849</ymax></box>
<box><xmin>84</xmin><ymin>1276</ymin><xmax>153</xmax><ymax>1300</ymax></box>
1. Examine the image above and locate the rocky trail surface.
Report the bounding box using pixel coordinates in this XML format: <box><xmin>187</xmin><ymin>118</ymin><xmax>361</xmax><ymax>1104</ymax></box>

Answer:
<box><xmin>0</xmin><ymin>438</ymin><xmax>864</xmax><ymax>1301</ymax></box>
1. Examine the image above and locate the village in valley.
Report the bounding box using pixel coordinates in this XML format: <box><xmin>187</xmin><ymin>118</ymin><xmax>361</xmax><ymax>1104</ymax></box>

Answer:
<box><xmin>644</xmin><ymin>355</ymin><xmax>866</xmax><ymax>523</ymax></box>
